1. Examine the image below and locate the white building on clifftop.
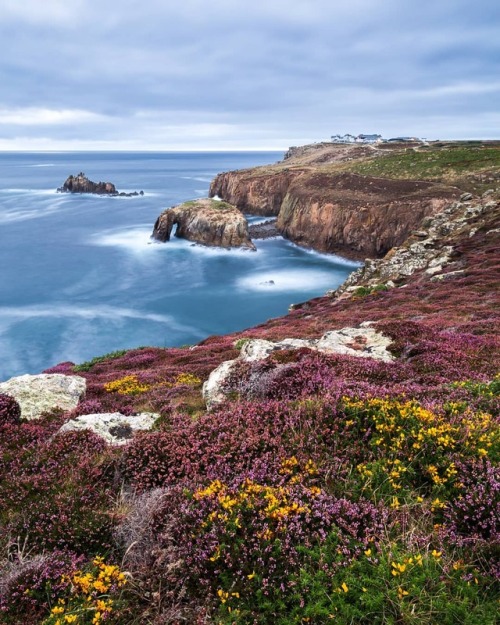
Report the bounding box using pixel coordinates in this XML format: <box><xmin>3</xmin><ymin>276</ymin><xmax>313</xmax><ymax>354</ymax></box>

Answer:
<box><xmin>331</xmin><ymin>133</ymin><xmax>383</xmax><ymax>144</ymax></box>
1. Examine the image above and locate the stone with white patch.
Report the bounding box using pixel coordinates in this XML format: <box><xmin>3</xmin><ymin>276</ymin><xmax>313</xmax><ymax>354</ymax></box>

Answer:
<box><xmin>58</xmin><ymin>412</ymin><xmax>160</xmax><ymax>445</ymax></box>
<box><xmin>0</xmin><ymin>374</ymin><xmax>86</xmax><ymax>420</ymax></box>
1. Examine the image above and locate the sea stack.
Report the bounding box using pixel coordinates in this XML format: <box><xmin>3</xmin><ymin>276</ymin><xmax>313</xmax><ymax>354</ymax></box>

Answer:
<box><xmin>152</xmin><ymin>198</ymin><xmax>256</xmax><ymax>249</ymax></box>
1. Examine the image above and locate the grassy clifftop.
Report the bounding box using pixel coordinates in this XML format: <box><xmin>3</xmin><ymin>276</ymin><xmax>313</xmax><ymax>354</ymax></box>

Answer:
<box><xmin>250</xmin><ymin>141</ymin><xmax>500</xmax><ymax>196</ymax></box>
<box><xmin>345</xmin><ymin>143</ymin><xmax>500</xmax><ymax>194</ymax></box>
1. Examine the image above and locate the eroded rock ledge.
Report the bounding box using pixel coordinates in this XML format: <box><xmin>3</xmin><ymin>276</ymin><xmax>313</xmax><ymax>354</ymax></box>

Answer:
<box><xmin>152</xmin><ymin>198</ymin><xmax>256</xmax><ymax>249</ymax></box>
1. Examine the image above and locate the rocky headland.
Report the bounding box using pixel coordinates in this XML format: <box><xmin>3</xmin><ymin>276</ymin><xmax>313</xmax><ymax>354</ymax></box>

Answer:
<box><xmin>1</xmin><ymin>142</ymin><xmax>499</xmax><ymax>625</ymax></box>
<box><xmin>57</xmin><ymin>172</ymin><xmax>144</xmax><ymax>196</ymax></box>
<box><xmin>152</xmin><ymin>198</ymin><xmax>256</xmax><ymax>249</ymax></box>
<box><xmin>210</xmin><ymin>140</ymin><xmax>498</xmax><ymax>258</ymax></box>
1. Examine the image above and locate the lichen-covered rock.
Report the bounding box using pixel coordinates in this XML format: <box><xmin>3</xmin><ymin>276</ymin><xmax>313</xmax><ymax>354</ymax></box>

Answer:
<box><xmin>240</xmin><ymin>337</ymin><xmax>316</xmax><ymax>362</ymax></box>
<box><xmin>202</xmin><ymin>360</ymin><xmax>238</xmax><ymax>408</ymax></box>
<box><xmin>152</xmin><ymin>198</ymin><xmax>256</xmax><ymax>249</ymax></box>
<box><xmin>203</xmin><ymin>323</ymin><xmax>394</xmax><ymax>407</ymax></box>
<box><xmin>58</xmin><ymin>412</ymin><xmax>160</xmax><ymax>445</ymax></box>
<box><xmin>316</xmin><ymin>324</ymin><xmax>394</xmax><ymax>362</ymax></box>
<box><xmin>0</xmin><ymin>374</ymin><xmax>86</xmax><ymax>420</ymax></box>
<box><xmin>0</xmin><ymin>393</ymin><xmax>21</xmax><ymax>425</ymax></box>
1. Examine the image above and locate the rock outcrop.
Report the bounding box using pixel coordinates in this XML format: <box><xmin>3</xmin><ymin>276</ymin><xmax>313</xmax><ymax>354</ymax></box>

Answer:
<box><xmin>0</xmin><ymin>374</ymin><xmax>86</xmax><ymax>420</ymax></box>
<box><xmin>152</xmin><ymin>198</ymin><xmax>256</xmax><ymax>249</ymax></box>
<box><xmin>335</xmin><ymin>195</ymin><xmax>500</xmax><ymax>295</ymax></box>
<box><xmin>203</xmin><ymin>322</ymin><xmax>394</xmax><ymax>407</ymax></box>
<box><xmin>57</xmin><ymin>172</ymin><xmax>144</xmax><ymax>196</ymax></box>
<box><xmin>58</xmin><ymin>412</ymin><xmax>160</xmax><ymax>445</ymax></box>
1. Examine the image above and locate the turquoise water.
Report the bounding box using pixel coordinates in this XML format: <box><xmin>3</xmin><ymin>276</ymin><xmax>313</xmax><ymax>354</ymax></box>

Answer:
<box><xmin>0</xmin><ymin>152</ymin><xmax>360</xmax><ymax>380</ymax></box>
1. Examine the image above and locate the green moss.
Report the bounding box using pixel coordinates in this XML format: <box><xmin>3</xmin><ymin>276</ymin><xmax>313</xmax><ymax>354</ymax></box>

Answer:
<box><xmin>353</xmin><ymin>284</ymin><xmax>389</xmax><ymax>298</ymax></box>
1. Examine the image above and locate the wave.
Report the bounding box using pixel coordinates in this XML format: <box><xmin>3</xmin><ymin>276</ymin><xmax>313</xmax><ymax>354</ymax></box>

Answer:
<box><xmin>282</xmin><ymin>241</ymin><xmax>363</xmax><ymax>267</ymax></box>
<box><xmin>0</xmin><ymin>188</ymin><xmax>55</xmax><ymax>195</ymax></box>
<box><xmin>181</xmin><ymin>176</ymin><xmax>212</xmax><ymax>183</ymax></box>
<box><xmin>0</xmin><ymin>200</ymin><xmax>65</xmax><ymax>224</ymax></box>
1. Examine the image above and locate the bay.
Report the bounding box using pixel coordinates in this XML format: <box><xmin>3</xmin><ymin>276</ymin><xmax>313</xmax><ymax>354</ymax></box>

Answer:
<box><xmin>0</xmin><ymin>151</ymin><xmax>360</xmax><ymax>380</ymax></box>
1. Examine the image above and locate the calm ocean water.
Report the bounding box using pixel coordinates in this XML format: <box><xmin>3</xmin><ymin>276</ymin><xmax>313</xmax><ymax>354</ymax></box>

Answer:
<box><xmin>0</xmin><ymin>152</ymin><xmax>360</xmax><ymax>380</ymax></box>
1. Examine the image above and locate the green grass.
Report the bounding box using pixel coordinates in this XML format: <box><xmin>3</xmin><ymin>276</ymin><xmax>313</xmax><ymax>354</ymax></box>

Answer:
<box><xmin>73</xmin><ymin>349</ymin><xmax>129</xmax><ymax>372</ymax></box>
<box><xmin>182</xmin><ymin>199</ymin><xmax>235</xmax><ymax>211</ymax></box>
<box><xmin>346</xmin><ymin>146</ymin><xmax>500</xmax><ymax>188</ymax></box>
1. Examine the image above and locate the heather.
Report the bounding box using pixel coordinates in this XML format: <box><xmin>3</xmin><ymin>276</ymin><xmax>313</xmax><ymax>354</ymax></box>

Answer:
<box><xmin>0</xmin><ymin>204</ymin><xmax>499</xmax><ymax>623</ymax></box>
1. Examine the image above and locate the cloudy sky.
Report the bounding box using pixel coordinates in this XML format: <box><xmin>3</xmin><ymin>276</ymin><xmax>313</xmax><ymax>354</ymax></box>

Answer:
<box><xmin>0</xmin><ymin>0</ymin><xmax>498</xmax><ymax>150</ymax></box>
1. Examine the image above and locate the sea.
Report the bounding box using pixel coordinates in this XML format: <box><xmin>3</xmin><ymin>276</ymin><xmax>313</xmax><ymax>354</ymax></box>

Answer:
<box><xmin>0</xmin><ymin>152</ymin><xmax>361</xmax><ymax>380</ymax></box>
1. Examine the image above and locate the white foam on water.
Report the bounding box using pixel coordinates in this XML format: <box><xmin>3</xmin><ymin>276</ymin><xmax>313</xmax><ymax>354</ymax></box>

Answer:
<box><xmin>90</xmin><ymin>226</ymin><xmax>160</xmax><ymax>253</ymax></box>
<box><xmin>283</xmin><ymin>241</ymin><xmax>363</xmax><ymax>267</ymax></box>
<box><xmin>0</xmin><ymin>198</ymin><xmax>65</xmax><ymax>223</ymax></box>
<box><xmin>181</xmin><ymin>176</ymin><xmax>212</xmax><ymax>183</ymax></box>
<box><xmin>236</xmin><ymin>269</ymin><xmax>337</xmax><ymax>293</ymax></box>
<box><xmin>0</xmin><ymin>303</ymin><xmax>197</xmax><ymax>333</ymax></box>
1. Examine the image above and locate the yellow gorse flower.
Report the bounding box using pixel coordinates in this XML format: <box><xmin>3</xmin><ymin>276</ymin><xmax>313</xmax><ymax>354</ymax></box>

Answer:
<box><xmin>104</xmin><ymin>374</ymin><xmax>150</xmax><ymax>395</ymax></box>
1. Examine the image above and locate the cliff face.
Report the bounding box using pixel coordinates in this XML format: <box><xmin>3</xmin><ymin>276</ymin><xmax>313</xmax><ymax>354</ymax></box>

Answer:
<box><xmin>210</xmin><ymin>167</ymin><xmax>459</xmax><ymax>258</ymax></box>
<box><xmin>209</xmin><ymin>169</ymin><xmax>299</xmax><ymax>216</ymax></box>
<box><xmin>277</xmin><ymin>172</ymin><xmax>460</xmax><ymax>257</ymax></box>
<box><xmin>152</xmin><ymin>198</ymin><xmax>255</xmax><ymax>249</ymax></box>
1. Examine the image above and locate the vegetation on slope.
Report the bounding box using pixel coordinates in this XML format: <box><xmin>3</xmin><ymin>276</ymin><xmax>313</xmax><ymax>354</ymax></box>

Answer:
<box><xmin>0</xmin><ymin>203</ymin><xmax>498</xmax><ymax>624</ymax></box>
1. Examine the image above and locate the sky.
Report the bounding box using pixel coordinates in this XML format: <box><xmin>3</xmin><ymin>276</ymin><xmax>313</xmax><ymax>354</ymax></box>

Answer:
<box><xmin>0</xmin><ymin>0</ymin><xmax>499</xmax><ymax>150</ymax></box>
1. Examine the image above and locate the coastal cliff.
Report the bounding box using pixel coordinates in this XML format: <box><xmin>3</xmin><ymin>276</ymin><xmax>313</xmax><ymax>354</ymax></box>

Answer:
<box><xmin>276</xmin><ymin>172</ymin><xmax>458</xmax><ymax>257</ymax></box>
<box><xmin>209</xmin><ymin>141</ymin><xmax>498</xmax><ymax>258</ymax></box>
<box><xmin>152</xmin><ymin>198</ymin><xmax>255</xmax><ymax>249</ymax></box>
<box><xmin>210</xmin><ymin>168</ymin><xmax>298</xmax><ymax>216</ymax></box>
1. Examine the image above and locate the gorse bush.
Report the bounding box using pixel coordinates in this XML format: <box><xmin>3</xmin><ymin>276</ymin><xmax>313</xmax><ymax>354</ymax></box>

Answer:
<box><xmin>41</xmin><ymin>556</ymin><xmax>127</xmax><ymax>625</ymax></box>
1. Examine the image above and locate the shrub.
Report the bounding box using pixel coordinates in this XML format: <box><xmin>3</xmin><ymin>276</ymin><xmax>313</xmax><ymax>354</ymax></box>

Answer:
<box><xmin>0</xmin><ymin>394</ymin><xmax>21</xmax><ymax>425</ymax></box>
<box><xmin>0</xmin><ymin>550</ymin><xmax>83</xmax><ymax>624</ymax></box>
<box><xmin>41</xmin><ymin>556</ymin><xmax>127</xmax><ymax>625</ymax></box>
<box><xmin>73</xmin><ymin>350</ymin><xmax>128</xmax><ymax>372</ymax></box>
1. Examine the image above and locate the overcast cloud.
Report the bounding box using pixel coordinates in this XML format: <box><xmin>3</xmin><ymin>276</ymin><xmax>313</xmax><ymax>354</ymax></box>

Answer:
<box><xmin>0</xmin><ymin>0</ymin><xmax>498</xmax><ymax>150</ymax></box>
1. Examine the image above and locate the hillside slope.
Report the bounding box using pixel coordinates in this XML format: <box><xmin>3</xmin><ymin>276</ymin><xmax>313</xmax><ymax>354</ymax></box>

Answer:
<box><xmin>0</xmin><ymin>166</ymin><xmax>499</xmax><ymax>624</ymax></box>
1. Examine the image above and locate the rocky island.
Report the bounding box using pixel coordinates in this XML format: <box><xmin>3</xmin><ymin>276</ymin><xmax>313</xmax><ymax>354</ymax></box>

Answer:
<box><xmin>1</xmin><ymin>141</ymin><xmax>499</xmax><ymax>625</ymax></box>
<box><xmin>57</xmin><ymin>172</ymin><xmax>144</xmax><ymax>197</ymax></box>
<box><xmin>152</xmin><ymin>197</ymin><xmax>256</xmax><ymax>249</ymax></box>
